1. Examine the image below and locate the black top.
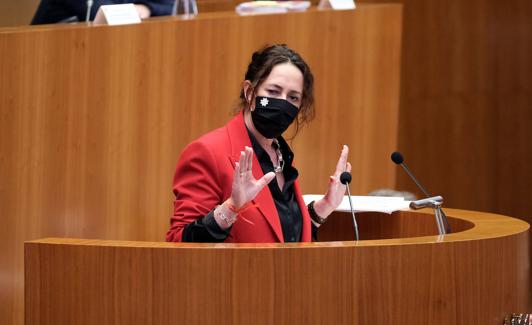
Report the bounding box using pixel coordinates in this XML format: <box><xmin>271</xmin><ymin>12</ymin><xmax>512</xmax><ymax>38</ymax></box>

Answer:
<box><xmin>249</xmin><ymin>131</ymin><xmax>302</xmax><ymax>242</ymax></box>
<box><xmin>31</xmin><ymin>0</ymin><xmax>174</xmax><ymax>25</ymax></box>
<box><xmin>182</xmin><ymin>130</ymin><xmax>314</xmax><ymax>243</ymax></box>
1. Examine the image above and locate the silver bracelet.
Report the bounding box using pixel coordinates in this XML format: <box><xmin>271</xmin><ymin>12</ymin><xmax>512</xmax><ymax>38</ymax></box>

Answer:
<box><xmin>215</xmin><ymin>204</ymin><xmax>236</xmax><ymax>227</ymax></box>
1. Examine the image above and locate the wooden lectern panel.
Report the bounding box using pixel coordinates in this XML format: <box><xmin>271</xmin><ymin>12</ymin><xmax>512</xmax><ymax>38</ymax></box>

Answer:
<box><xmin>25</xmin><ymin>209</ymin><xmax>529</xmax><ymax>324</ymax></box>
<box><xmin>318</xmin><ymin>209</ymin><xmax>475</xmax><ymax>241</ymax></box>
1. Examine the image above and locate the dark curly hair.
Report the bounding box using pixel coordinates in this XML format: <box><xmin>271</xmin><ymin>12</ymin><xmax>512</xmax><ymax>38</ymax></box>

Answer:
<box><xmin>237</xmin><ymin>44</ymin><xmax>315</xmax><ymax>137</ymax></box>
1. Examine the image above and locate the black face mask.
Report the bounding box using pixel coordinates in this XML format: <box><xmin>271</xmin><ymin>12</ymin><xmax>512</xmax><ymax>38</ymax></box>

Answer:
<box><xmin>251</xmin><ymin>96</ymin><xmax>299</xmax><ymax>139</ymax></box>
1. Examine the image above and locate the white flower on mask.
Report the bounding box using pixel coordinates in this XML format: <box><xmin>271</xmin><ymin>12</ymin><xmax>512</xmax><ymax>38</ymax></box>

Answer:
<box><xmin>260</xmin><ymin>98</ymin><xmax>269</xmax><ymax>107</ymax></box>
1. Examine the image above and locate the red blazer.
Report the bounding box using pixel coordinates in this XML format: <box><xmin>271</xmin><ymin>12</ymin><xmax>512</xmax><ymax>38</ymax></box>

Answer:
<box><xmin>166</xmin><ymin>112</ymin><xmax>312</xmax><ymax>243</ymax></box>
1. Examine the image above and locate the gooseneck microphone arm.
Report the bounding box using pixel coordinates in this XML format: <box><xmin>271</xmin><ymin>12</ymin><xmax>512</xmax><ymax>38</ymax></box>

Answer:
<box><xmin>340</xmin><ymin>172</ymin><xmax>359</xmax><ymax>241</ymax></box>
<box><xmin>391</xmin><ymin>151</ymin><xmax>430</xmax><ymax>197</ymax></box>
<box><xmin>390</xmin><ymin>151</ymin><xmax>451</xmax><ymax>234</ymax></box>
<box><xmin>400</xmin><ymin>166</ymin><xmax>430</xmax><ymax>197</ymax></box>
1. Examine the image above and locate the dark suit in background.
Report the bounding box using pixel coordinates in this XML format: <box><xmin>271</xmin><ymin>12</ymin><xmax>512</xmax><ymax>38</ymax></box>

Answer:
<box><xmin>31</xmin><ymin>0</ymin><xmax>174</xmax><ymax>24</ymax></box>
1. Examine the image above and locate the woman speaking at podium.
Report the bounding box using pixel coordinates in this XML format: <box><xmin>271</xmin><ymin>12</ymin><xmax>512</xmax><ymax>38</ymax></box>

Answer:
<box><xmin>166</xmin><ymin>44</ymin><xmax>350</xmax><ymax>243</ymax></box>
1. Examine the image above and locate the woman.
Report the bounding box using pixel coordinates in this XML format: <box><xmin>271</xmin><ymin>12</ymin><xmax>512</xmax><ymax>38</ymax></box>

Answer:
<box><xmin>166</xmin><ymin>44</ymin><xmax>351</xmax><ymax>243</ymax></box>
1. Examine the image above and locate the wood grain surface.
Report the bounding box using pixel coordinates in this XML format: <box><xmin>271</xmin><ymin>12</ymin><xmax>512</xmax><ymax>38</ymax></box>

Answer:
<box><xmin>360</xmin><ymin>0</ymin><xmax>532</xmax><ymax>268</ymax></box>
<box><xmin>0</xmin><ymin>6</ymin><xmax>402</xmax><ymax>324</ymax></box>
<box><xmin>0</xmin><ymin>1</ymin><xmax>38</xmax><ymax>27</ymax></box>
<box><xmin>25</xmin><ymin>209</ymin><xmax>529</xmax><ymax>324</ymax></box>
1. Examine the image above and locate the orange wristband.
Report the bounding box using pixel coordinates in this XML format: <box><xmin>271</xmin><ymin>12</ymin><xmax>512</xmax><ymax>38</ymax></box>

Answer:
<box><xmin>225</xmin><ymin>201</ymin><xmax>254</xmax><ymax>214</ymax></box>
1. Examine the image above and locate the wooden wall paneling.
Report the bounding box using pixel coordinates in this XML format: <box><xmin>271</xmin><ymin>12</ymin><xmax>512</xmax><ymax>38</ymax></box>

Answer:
<box><xmin>359</xmin><ymin>0</ymin><xmax>532</xmax><ymax>226</ymax></box>
<box><xmin>390</xmin><ymin>0</ymin><xmax>497</xmax><ymax>210</ymax></box>
<box><xmin>492</xmin><ymin>1</ymin><xmax>532</xmax><ymax>222</ymax></box>
<box><xmin>291</xmin><ymin>4</ymin><xmax>402</xmax><ymax>194</ymax></box>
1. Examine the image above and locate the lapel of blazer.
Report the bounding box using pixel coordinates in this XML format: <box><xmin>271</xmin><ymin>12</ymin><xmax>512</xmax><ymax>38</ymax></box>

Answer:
<box><xmin>225</xmin><ymin>112</ymin><xmax>284</xmax><ymax>242</ymax></box>
<box><xmin>294</xmin><ymin>180</ymin><xmax>311</xmax><ymax>242</ymax></box>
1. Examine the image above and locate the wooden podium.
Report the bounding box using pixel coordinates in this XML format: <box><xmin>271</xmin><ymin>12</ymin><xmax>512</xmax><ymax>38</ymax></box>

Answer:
<box><xmin>25</xmin><ymin>209</ymin><xmax>529</xmax><ymax>324</ymax></box>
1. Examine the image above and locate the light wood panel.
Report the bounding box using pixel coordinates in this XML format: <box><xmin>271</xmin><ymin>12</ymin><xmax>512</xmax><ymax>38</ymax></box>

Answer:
<box><xmin>360</xmin><ymin>0</ymin><xmax>532</xmax><ymax>262</ymax></box>
<box><xmin>0</xmin><ymin>6</ymin><xmax>402</xmax><ymax>324</ymax></box>
<box><xmin>25</xmin><ymin>209</ymin><xmax>529</xmax><ymax>324</ymax></box>
<box><xmin>0</xmin><ymin>0</ymin><xmax>39</xmax><ymax>27</ymax></box>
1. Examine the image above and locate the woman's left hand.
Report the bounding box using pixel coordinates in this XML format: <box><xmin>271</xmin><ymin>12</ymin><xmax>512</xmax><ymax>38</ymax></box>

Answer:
<box><xmin>313</xmin><ymin>145</ymin><xmax>351</xmax><ymax>219</ymax></box>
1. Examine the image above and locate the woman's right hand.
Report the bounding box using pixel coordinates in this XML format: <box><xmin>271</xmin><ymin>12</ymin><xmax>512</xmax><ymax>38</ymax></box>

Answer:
<box><xmin>230</xmin><ymin>146</ymin><xmax>275</xmax><ymax>209</ymax></box>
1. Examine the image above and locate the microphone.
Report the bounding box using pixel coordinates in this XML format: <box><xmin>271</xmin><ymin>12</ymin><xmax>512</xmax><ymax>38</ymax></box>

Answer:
<box><xmin>391</xmin><ymin>151</ymin><xmax>451</xmax><ymax>233</ymax></box>
<box><xmin>391</xmin><ymin>152</ymin><xmax>430</xmax><ymax>197</ymax></box>
<box><xmin>86</xmin><ymin>0</ymin><xmax>94</xmax><ymax>22</ymax></box>
<box><xmin>340</xmin><ymin>171</ymin><xmax>359</xmax><ymax>240</ymax></box>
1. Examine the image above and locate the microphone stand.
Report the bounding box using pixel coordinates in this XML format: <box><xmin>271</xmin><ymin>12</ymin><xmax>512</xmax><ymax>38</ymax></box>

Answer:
<box><xmin>86</xmin><ymin>0</ymin><xmax>94</xmax><ymax>23</ymax></box>
<box><xmin>434</xmin><ymin>203</ymin><xmax>446</xmax><ymax>236</ymax></box>
<box><xmin>409</xmin><ymin>196</ymin><xmax>446</xmax><ymax>235</ymax></box>
<box><xmin>392</xmin><ymin>151</ymin><xmax>451</xmax><ymax>234</ymax></box>
<box><xmin>340</xmin><ymin>172</ymin><xmax>359</xmax><ymax>241</ymax></box>
<box><xmin>345</xmin><ymin>185</ymin><xmax>359</xmax><ymax>241</ymax></box>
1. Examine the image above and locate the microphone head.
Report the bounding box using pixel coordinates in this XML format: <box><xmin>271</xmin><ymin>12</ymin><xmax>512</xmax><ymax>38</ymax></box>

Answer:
<box><xmin>340</xmin><ymin>172</ymin><xmax>352</xmax><ymax>185</ymax></box>
<box><xmin>391</xmin><ymin>151</ymin><xmax>404</xmax><ymax>165</ymax></box>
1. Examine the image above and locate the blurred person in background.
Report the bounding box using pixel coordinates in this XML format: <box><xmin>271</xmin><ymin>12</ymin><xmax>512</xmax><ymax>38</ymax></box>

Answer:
<box><xmin>31</xmin><ymin>0</ymin><xmax>173</xmax><ymax>24</ymax></box>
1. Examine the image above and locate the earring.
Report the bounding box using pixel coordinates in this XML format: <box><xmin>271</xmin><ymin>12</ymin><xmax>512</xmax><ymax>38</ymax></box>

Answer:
<box><xmin>247</xmin><ymin>96</ymin><xmax>255</xmax><ymax>111</ymax></box>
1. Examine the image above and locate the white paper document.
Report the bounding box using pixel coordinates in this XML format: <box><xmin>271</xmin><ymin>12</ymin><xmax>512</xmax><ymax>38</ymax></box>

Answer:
<box><xmin>303</xmin><ymin>195</ymin><xmax>411</xmax><ymax>214</ymax></box>
<box><xmin>236</xmin><ymin>1</ymin><xmax>311</xmax><ymax>15</ymax></box>
<box><xmin>318</xmin><ymin>0</ymin><xmax>355</xmax><ymax>10</ymax></box>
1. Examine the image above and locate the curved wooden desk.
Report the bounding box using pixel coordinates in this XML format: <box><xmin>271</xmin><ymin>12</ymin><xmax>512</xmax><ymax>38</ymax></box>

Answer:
<box><xmin>25</xmin><ymin>209</ymin><xmax>529</xmax><ymax>324</ymax></box>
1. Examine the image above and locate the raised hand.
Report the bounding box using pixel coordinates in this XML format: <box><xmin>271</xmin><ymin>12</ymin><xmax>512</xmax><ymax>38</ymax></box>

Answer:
<box><xmin>230</xmin><ymin>146</ymin><xmax>275</xmax><ymax>209</ymax></box>
<box><xmin>313</xmin><ymin>145</ymin><xmax>352</xmax><ymax>219</ymax></box>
